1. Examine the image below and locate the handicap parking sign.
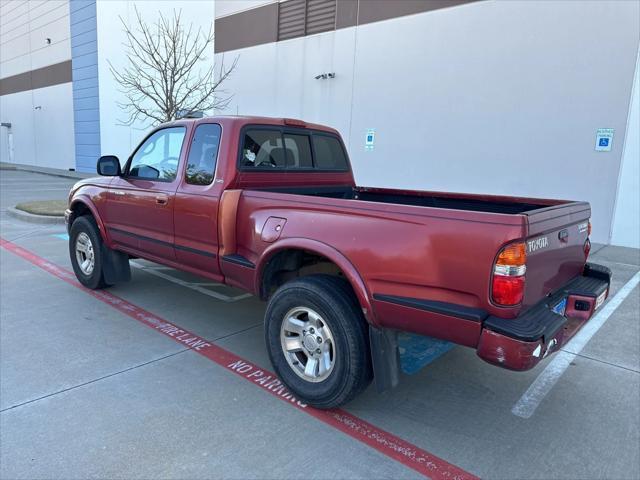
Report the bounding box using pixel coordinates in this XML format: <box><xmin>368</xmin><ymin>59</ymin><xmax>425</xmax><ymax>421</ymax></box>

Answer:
<box><xmin>365</xmin><ymin>128</ymin><xmax>375</xmax><ymax>151</ymax></box>
<box><xmin>595</xmin><ymin>128</ymin><xmax>614</xmax><ymax>152</ymax></box>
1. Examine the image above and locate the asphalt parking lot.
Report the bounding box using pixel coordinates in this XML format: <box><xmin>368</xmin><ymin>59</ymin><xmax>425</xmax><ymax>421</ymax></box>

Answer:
<box><xmin>1</xmin><ymin>169</ymin><xmax>639</xmax><ymax>480</ymax></box>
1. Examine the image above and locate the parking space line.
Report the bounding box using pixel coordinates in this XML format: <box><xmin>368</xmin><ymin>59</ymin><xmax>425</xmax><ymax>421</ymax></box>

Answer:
<box><xmin>130</xmin><ymin>261</ymin><xmax>252</xmax><ymax>302</ymax></box>
<box><xmin>512</xmin><ymin>272</ymin><xmax>640</xmax><ymax>419</ymax></box>
<box><xmin>49</xmin><ymin>234</ymin><xmax>252</xmax><ymax>302</ymax></box>
<box><xmin>0</xmin><ymin>237</ymin><xmax>478</xmax><ymax>480</ymax></box>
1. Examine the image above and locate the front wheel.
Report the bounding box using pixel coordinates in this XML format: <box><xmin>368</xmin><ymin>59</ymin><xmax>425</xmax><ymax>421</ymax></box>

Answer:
<box><xmin>264</xmin><ymin>275</ymin><xmax>372</xmax><ymax>408</ymax></box>
<box><xmin>69</xmin><ymin>216</ymin><xmax>109</xmax><ymax>289</ymax></box>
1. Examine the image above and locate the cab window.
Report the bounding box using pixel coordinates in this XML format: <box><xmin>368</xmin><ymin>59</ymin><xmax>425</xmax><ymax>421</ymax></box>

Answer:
<box><xmin>283</xmin><ymin>134</ymin><xmax>313</xmax><ymax>168</ymax></box>
<box><xmin>128</xmin><ymin>127</ymin><xmax>186</xmax><ymax>181</ymax></box>
<box><xmin>240</xmin><ymin>128</ymin><xmax>347</xmax><ymax>171</ymax></box>
<box><xmin>241</xmin><ymin>130</ymin><xmax>313</xmax><ymax>169</ymax></box>
<box><xmin>185</xmin><ymin>124</ymin><xmax>221</xmax><ymax>185</ymax></box>
<box><xmin>312</xmin><ymin>135</ymin><xmax>349</xmax><ymax>170</ymax></box>
<box><xmin>242</xmin><ymin>129</ymin><xmax>284</xmax><ymax>168</ymax></box>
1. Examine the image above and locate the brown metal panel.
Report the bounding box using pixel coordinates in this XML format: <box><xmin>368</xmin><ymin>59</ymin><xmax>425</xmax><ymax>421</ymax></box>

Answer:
<box><xmin>0</xmin><ymin>60</ymin><xmax>72</xmax><ymax>96</ymax></box>
<box><xmin>214</xmin><ymin>2</ymin><xmax>279</xmax><ymax>53</ymax></box>
<box><xmin>278</xmin><ymin>0</ymin><xmax>306</xmax><ymax>40</ymax></box>
<box><xmin>31</xmin><ymin>60</ymin><xmax>72</xmax><ymax>90</ymax></box>
<box><xmin>306</xmin><ymin>0</ymin><xmax>337</xmax><ymax>35</ymax></box>
<box><xmin>213</xmin><ymin>0</ymin><xmax>482</xmax><ymax>53</ymax></box>
<box><xmin>0</xmin><ymin>71</ymin><xmax>32</xmax><ymax>96</ymax></box>
<box><xmin>336</xmin><ymin>0</ymin><xmax>358</xmax><ymax>29</ymax></box>
<box><xmin>357</xmin><ymin>0</ymin><xmax>478</xmax><ymax>26</ymax></box>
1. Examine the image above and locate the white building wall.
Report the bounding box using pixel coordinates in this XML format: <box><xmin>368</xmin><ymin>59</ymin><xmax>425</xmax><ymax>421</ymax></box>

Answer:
<box><xmin>0</xmin><ymin>0</ymin><xmax>75</xmax><ymax>169</ymax></box>
<box><xmin>216</xmin><ymin>0</ymin><xmax>639</xmax><ymax>245</ymax></box>
<box><xmin>32</xmin><ymin>82</ymin><xmax>76</xmax><ymax>169</ymax></box>
<box><xmin>0</xmin><ymin>90</ymin><xmax>35</xmax><ymax>165</ymax></box>
<box><xmin>219</xmin><ymin>27</ymin><xmax>356</xmax><ymax>142</ymax></box>
<box><xmin>611</xmin><ymin>51</ymin><xmax>640</xmax><ymax>249</ymax></box>
<box><xmin>95</xmin><ymin>0</ymin><xmax>215</xmax><ymax>163</ymax></box>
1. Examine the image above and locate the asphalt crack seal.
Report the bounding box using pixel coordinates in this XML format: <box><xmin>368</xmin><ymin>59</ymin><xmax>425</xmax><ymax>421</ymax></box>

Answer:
<box><xmin>0</xmin><ymin>237</ymin><xmax>477</xmax><ymax>480</ymax></box>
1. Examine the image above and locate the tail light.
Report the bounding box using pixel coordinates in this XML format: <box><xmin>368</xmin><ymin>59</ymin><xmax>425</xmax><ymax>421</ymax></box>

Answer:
<box><xmin>492</xmin><ymin>242</ymin><xmax>526</xmax><ymax>306</ymax></box>
<box><xmin>584</xmin><ymin>219</ymin><xmax>592</xmax><ymax>259</ymax></box>
<box><xmin>584</xmin><ymin>238</ymin><xmax>591</xmax><ymax>259</ymax></box>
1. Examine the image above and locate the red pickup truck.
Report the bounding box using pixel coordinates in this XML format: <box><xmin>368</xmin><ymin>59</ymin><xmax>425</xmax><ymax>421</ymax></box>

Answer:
<box><xmin>66</xmin><ymin>116</ymin><xmax>611</xmax><ymax>408</ymax></box>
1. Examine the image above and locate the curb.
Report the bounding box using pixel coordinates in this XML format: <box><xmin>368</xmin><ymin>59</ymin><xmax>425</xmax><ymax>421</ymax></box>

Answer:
<box><xmin>7</xmin><ymin>207</ymin><xmax>65</xmax><ymax>225</ymax></box>
<box><xmin>1</xmin><ymin>162</ymin><xmax>91</xmax><ymax>180</ymax></box>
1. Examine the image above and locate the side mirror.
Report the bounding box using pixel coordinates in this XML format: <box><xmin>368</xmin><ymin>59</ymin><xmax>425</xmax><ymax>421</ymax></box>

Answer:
<box><xmin>97</xmin><ymin>155</ymin><xmax>121</xmax><ymax>176</ymax></box>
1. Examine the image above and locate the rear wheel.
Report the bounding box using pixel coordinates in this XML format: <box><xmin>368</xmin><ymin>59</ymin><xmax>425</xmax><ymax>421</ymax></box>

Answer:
<box><xmin>69</xmin><ymin>216</ymin><xmax>109</xmax><ymax>289</ymax></box>
<box><xmin>265</xmin><ymin>275</ymin><xmax>372</xmax><ymax>408</ymax></box>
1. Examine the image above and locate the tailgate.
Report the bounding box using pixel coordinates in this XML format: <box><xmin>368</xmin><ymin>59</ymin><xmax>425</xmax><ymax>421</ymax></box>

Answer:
<box><xmin>522</xmin><ymin>201</ymin><xmax>591</xmax><ymax>308</ymax></box>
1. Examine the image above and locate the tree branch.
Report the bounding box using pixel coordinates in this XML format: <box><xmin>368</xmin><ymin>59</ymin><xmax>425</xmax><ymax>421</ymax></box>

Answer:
<box><xmin>110</xmin><ymin>8</ymin><xmax>236</xmax><ymax>125</ymax></box>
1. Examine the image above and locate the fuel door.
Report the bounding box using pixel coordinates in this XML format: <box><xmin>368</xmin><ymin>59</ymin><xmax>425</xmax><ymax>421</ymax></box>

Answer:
<box><xmin>261</xmin><ymin>217</ymin><xmax>287</xmax><ymax>243</ymax></box>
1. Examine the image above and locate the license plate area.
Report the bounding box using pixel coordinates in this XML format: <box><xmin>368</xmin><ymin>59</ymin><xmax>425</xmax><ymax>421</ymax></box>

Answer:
<box><xmin>552</xmin><ymin>297</ymin><xmax>567</xmax><ymax>316</ymax></box>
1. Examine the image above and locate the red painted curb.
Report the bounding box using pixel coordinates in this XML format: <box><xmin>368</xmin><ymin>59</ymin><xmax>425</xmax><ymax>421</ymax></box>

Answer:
<box><xmin>0</xmin><ymin>237</ymin><xmax>478</xmax><ymax>480</ymax></box>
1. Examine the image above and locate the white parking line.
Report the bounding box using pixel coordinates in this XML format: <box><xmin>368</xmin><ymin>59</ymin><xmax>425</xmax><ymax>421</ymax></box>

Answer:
<box><xmin>130</xmin><ymin>261</ymin><xmax>253</xmax><ymax>303</ymax></box>
<box><xmin>512</xmin><ymin>271</ymin><xmax>640</xmax><ymax>418</ymax></box>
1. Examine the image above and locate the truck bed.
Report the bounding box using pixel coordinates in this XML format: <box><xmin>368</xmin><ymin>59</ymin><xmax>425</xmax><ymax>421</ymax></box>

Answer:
<box><xmin>259</xmin><ymin>185</ymin><xmax>565</xmax><ymax>215</ymax></box>
<box><xmin>233</xmin><ymin>185</ymin><xmax>590</xmax><ymax>336</ymax></box>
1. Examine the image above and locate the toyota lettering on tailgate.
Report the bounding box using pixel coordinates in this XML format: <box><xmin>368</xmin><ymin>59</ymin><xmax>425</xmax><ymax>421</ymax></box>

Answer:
<box><xmin>527</xmin><ymin>236</ymin><xmax>549</xmax><ymax>253</ymax></box>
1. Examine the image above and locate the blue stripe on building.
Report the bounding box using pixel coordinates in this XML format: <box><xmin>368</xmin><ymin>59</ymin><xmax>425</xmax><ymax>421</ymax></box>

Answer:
<box><xmin>70</xmin><ymin>0</ymin><xmax>100</xmax><ymax>173</ymax></box>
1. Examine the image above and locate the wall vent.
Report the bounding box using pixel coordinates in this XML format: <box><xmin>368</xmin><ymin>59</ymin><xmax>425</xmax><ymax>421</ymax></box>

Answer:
<box><xmin>306</xmin><ymin>0</ymin><xmax>337</xmax><ymax>35</ymax></box>
<box><xmin>278</xmin><ymin>0</ymin><xmax>306</xmax><ymax>41</ymax></box>
<box><xmin>278</xmin><ymin>0</ymin><xmax>336</xmax><ymax>41</ymax></box>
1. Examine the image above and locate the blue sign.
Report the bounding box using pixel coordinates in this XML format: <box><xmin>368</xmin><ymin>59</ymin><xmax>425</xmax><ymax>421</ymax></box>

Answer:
<box><xmin>595</xmin><ymin>128</ymin><xmax>614</xmax><ymax>152</ymax></box>
<box><xmin>365</xmin><ymin>128</ymin><xmax>375</xmax><ymax>151</ymax></box>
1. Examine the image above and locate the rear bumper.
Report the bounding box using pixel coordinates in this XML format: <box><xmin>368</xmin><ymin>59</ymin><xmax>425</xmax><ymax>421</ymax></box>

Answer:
<box><xmin>477</xmin><ymin>263</ymin><xmax>611</xmax><ymax>371</ymax></box>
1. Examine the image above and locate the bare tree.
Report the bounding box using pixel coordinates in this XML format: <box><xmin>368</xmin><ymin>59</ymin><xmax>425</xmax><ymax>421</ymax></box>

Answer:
<box><xmin>109</xmin><ymin>8</ymin><xmax>237</xmax><ymax>126</ymax></box>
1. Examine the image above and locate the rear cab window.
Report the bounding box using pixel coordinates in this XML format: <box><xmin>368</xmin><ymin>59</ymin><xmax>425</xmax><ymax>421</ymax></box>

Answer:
<box><xmin>312</xmin><ymin>135</ymin><xmax>348</xmax><ymax>170</ymax></box>
<box><xmin>239</xmin><ymin>126</ymin><xmax>349</xmax><ymax>172</ymax></box>
<box><xmin>185</xmin><ymin>123</ymin><xmax>221</xmax><ymax>185</ymax></box>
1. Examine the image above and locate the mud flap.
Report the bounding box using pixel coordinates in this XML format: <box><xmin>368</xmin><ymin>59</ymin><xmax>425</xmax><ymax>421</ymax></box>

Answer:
<box><xmin>101</xmin><ymin>244</ymin><xmax>131</xmax><ymax>284</ymax></box>
<box><xmin>369</xmin><ymin>326</ymin><xmax>401</xmax><ymax>392</ymax></box>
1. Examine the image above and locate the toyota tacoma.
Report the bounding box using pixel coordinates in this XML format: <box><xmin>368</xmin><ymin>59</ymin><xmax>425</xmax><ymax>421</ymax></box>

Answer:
<box><xmin>66</xmin><ymin>116</ymin><xmax>611</xmax><ymax>408</ymax></box>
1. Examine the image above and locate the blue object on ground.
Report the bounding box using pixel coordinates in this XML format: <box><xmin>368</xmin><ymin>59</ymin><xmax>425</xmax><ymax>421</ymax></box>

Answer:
<box><xmin>398</xmin><ymin>332</ymin><xmax>455</xmax><ymax>375</ymax></box>
<box><xmin>53</xmin><ymin>233</ymin><xmax>69</xmax><ymax>241</ymax></box>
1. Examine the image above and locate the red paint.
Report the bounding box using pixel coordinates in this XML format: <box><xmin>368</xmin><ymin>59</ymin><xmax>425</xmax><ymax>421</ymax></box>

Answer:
<box><xmin>0</xmin><ymin>237</ymin><xmax>477</xmax><ymax>480</ymax></box>
<box><xmin>477</xmin><ymin>319</ymin><xmax>574</xmax><ymax>371</ymax></box>
<box><xmin>491</xmin><ymin>275</ymin><xmax>526</xmax><ymax>306</ymax></box>
<box><xmin>67</xmin><ymin>115</ymin><xmax>591</xmax><ymax>362</ymax></box>
<box><xmin>565</xmin><ymin>294</ymin><xmax>597</xmax><ymax>323</ymax></box>
<box><xmin>476</xmin><ymin>330</ymin><xmax>545</xmax><ymax>371</ymax></box>
<box><xmin>372</xmin><ymin>297</ymin><xmax>481</xmax><ymax>347</ymax></box>
<box><xmin>477</xmin><ymin>282</ymin><xmax>609</xmax><ymax>371</ymax></box>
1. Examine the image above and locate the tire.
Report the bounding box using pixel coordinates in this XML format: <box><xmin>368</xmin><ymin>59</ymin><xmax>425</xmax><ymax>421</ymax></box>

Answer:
<box><xmin>69</xmin><ymin>215</ymin><xmax>109</xmax><ymax>289</ymax></box>
<box><xmin>264</xmin><ymin>274</ymin><xmax>372</xmax><ymax>408</ymax></box>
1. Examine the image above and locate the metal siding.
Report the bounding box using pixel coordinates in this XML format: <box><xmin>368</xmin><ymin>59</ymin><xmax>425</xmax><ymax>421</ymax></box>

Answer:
<box><xmin>278</xmin><ymin>0</ymin><xmax>306</xmax><ymax>41</ymax></box>
<box><xmin>71</xmin><ymin>39</ymin><xmax>98</xmax><ymax>57</ymax></box>
<box><xmin>70</xmin><ymin>0</ymin><xmax>100</xmax><ymax>173</ymax></box>
<box><xmin>305</xmin><ymin>0</ymin><xmax>336</xmax><ymax>35</ymax></box>
<box><xmin>73</xmin><ymin>120</ymin><xmax>100</xmax><ymax>134</ymax></box>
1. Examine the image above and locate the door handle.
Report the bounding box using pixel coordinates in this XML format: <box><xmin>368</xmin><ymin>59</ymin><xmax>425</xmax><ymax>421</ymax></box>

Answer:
<box><xmin>113</xmin><ymin>190</ymin><xmax>125</xmax><ymax>196</ymax></box>
<box><xmin>155</xmin><ymin>195</ymin><xmax>168</xmax><ymax>205</ymax></box>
